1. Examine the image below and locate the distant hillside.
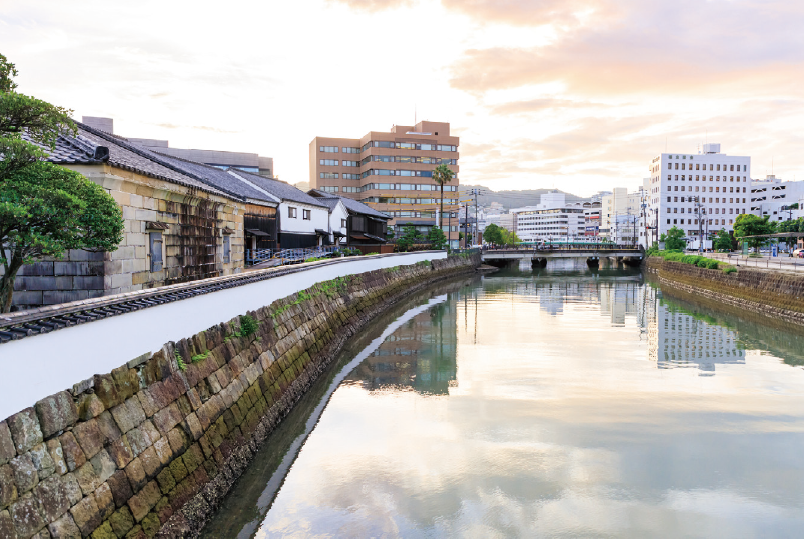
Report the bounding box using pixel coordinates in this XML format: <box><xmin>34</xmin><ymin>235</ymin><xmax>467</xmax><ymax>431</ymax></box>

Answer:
<box><xmin>459</xmin><ymin>185</ymin><xmax>587</xmax><ymax>209</ymax></box>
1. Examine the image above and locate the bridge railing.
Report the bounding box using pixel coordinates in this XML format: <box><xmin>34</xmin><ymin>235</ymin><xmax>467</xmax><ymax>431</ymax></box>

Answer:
<box><xmin>482</xmin><ymin>244</ymin><xmax>642</xmax><ymax>253</ymax></box>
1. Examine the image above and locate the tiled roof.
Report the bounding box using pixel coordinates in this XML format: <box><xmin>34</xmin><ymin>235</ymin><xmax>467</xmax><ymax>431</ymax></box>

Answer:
<box><xmin>148</xmin><ymin>152</ymin><xmax>279</xmax><ymax>205</ymax></box>
<box><xmin>25</xmin><ymin>123</ymin><xmax>229</xmax><ymax>197</ymax></box>
<box><xmin>228</xmin><ymin>169</ymin><xmax>328</xmax><ymax>208</ymax></box>
<box><xmin>307</xmin><ymin>189</ymin><xmax>390</xmax><ymax>220</ymax></box>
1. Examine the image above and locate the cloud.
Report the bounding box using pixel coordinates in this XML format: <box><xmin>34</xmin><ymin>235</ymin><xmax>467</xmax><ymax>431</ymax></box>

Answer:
<box><xmin>155</xmin><ymin>123</ymin><xmax>238</xmax><ymax>133</ymax></box>
<box><xmin>327</xmin><ymin>0</ymin><xmax>414</xmax><ymax>12</ymax></box>
<box><xmin>489</xmin><ymin>98</ymin><xmax>611</xmax><ymax>115</ymax></box>
<box><xmin>441</xmin><ymin>0</ymin><xmax>616</xmax><ymax>28</ymax></box>
<box><xmin>449</xmin><ymin>1</ymin><xmax>804</xmax><ymax>96</ymax></box>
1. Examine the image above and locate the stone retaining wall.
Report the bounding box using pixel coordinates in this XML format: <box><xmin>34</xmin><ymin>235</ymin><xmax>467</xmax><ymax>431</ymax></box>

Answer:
<box><xmin>0</xmin><ymin>254</ymin><xmax>479</xmax><ymax>538</ymax></box>
<box><xmin>646</xmin><ymin>257</ymin><xmax>804</xmax><ymax>326</ymax></box>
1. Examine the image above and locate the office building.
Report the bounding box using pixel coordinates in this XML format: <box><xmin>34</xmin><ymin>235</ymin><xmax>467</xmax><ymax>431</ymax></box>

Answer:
<box><xmin>647</xmin><ymin>143</ymin><xmax>750</xmax><ymax>246</ymax></box>
<box><xmin>513</xmin><ymin>192</ymin><xmax>587</xmax><ymax>242</ymax></box>
<box><xmin>750</xmin><ymin>175</ymin><xmax>804</xmax><ymax>221</ymax></box>
<box><xmin>600</xmin><ymin>182</ymin><xmax>648</xmax><ymax>246</ymax></box>
<box><xmin>309</xmin><ymin>121</ymin><xmax>460</xmax><ymax>248</ymax></box>
<box><xmin>82</xmin><ymin>116</ymin><xmax>275</xmax><ymax>178</ymax></box>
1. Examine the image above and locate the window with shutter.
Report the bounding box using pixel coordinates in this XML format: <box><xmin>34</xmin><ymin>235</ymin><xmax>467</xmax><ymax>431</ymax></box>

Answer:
<box><xmin>223</xmin><ymin>235</ymin><xmax>231</xmax><ymax>264</ymax></box>
<box><xmin>149</xmin><ymin>232</ymin><xmax>163</xmax><ymax>272</ymax></box>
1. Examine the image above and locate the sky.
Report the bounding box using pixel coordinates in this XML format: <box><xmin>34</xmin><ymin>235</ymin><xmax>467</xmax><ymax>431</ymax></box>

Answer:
<box><xmin>2</xmin><ymin>0</ymin><xmax>804</xmax><ymax>197</ymax></box>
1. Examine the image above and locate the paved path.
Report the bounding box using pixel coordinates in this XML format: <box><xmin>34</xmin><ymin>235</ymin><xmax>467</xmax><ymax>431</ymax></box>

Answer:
<box><xmin>699</xmin><ymin>252</ymin><xmax>804</xmax><ymax>273</ymax></box>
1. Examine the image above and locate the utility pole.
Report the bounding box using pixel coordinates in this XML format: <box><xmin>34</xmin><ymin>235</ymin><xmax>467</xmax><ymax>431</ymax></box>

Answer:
<box><xmin>465</xmin><ymin>202</ymin><xmax>469</xmax><ymax>248</ymax></box>
<box><xmin>696</xmin><ymin>196</ymin><xmax>704</xmax><ymax>254</ymax></box>
<box><xmin>473</xmin><ymin>189</ymin><xmax>479</xmax><ymax>247</ymax></box>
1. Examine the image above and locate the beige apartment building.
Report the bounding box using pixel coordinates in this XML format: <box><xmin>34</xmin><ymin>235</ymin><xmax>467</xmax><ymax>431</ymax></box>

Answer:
<box><xmin>309</xmin><ymin>121</ymin><xmax>460</xmax><ymax>247</ymax></box>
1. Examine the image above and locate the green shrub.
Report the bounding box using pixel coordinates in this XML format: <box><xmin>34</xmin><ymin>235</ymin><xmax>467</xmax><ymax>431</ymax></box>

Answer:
<box><xmin>723</xmin><ymin>265</ymin><xmax>737</xmax><ymax>274</ymax></box>
<box><xmin>239</xmin><ymin>314</ymin><xmax>258</xmax><ymax>337</ymax></box>
<box><xmin>706</xmin><ymin>259</ymin><xmax>719</xmax><ymax>269</ymax></box>
<box><xmin>695</xmin><ymin>258</ymin><xmax>709</xmax><ymax>267</ymax></box>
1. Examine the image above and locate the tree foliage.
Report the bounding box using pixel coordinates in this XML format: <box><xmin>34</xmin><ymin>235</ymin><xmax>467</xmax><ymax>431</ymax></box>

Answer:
<box><xmin>713</xmin><ymin>228</ymin><xmax>733</xmax><ymax>251</ymax></box>
<box><xmin>0</xmin><ymin>54</ymin><xmax>75</xmax><ymax>180</ymax></box>
<box><xmin>427</xmin><ymin>226</ymin><xmax>448</xmax><ymax>250</ymax></box>
<box><xmin>0</xmin><ymin>55</ymin><xmax>123</xmax><ymax>311</ymax></box>
<box><xmin>483</xmin><ymin>223</ymin><xmax>503</xmax><ymax>246</ymax></box>
<box><xmin>396</xmin><ymin>225</ymin><xmax>422</xmax><ymax>252</ymax></box>
<box><xmin>663</xmin><ymin>226</ymin><xmax>686</xmax><ymax>250</ymax></box>
<box><xmin>734</xmin><ymin>214</ymin><xmax>776</xmax><ymax>250</ymax></box>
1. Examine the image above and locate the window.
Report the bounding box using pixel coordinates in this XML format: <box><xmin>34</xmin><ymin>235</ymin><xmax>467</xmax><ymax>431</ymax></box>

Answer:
<box><xmin>341</xmin><ymin>219</ymin><xmax>347</xmax><ymax>228</ymax></box>
<box><xmin>675</xmin><ymin>163</ymin><xmax>679</xmax><ymax>170</ymax></box>
<box><xmin>223</xmin><ymin>235</ymin><xmax>230</xmax><ymax>264</ymax></box>
<box><xmin>342</xmin><ymin>147</ymin><xmax>359</xmax><ymax>154</ymax></box>
<box><xmin>341</xmin><ymin>160</ymin><xmax>358</xmax><ymax>167</ymax></box>
<box><xmin>288</xmin><ymin>207</ymin><xmax>297</xmax><ymax>218</ymax></box>
<box><xmin>342</xmin><ymin>173</ymin><xmax>359</xmax><ymax>180</ymax></box>
<box><xmin>667</xmin><ymin>196</ymin><xmax>671</xmax><ymax>202</ymax></box>
<box><xmin>668</xmin><ymin>163</ymin><xmax>672</xmax><ymax>170</ymax></box>
<box><xmin>319</xmin><ymin>172</ymin><xmax>338</xmax><ymax>179</ymax></box>
<box><xmin>667</xmin><ymin>219</ymin><xmax>671</xmax><ymax>224</ymax></box>
<box><xmin>674</xmin><ymin>197</ymin><xmax>678</xmax><ymax>202</ymax></box>
<box><xmin>303</xmin><ymin>209</ymin><xmax>311</xmax><ymax>220</ymax></box>
<box><xmin>319</xmin><ymin>146</ymin><xmax>338</xmax><ymax>153</ymax></box>
<box><xmin>319</xmin><ymin>159</ymin><xmax>338</xmax><ymax>166</ymax></box>
<box><xmin>321</xmin><ymin>186</ymin><xmax>339</xmax><ymax>193</ymax></box>
<box><xmin>149</xmin><ymin>232</ymin><xmax>163</xmax><ymax>272</ymax></box>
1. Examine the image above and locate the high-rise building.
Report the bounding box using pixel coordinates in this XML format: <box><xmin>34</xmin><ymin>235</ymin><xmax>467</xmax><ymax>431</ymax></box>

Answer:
<box><xmin>647</xmin><ymin>143</ymin><xmax>750</xmax><ymax>246</ymax></box>
<box><xmin>750</xmin><ymin>175</ymin><xmax>804</xmax><ymax>222</ymax></box>
<box><xmin>309</xmin><ymin>121</ymin><xmax>460</xmax><ymax>248</ymax></box>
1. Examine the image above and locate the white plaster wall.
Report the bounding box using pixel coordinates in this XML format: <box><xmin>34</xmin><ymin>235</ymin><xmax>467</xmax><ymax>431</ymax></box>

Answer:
<box><xmin>328</xmin><ymin>202</ymin><xmax>349</xmax><ymax>243</ymax></box>
<box><xmin>279</xmin><ymin>202</ymin><xmax>328</xmax><ymax>235</ymax></box>
<box><xmin>0</xmin><ymin>251</ymin><xmax>447</xmax><ymax>420</ymax></box>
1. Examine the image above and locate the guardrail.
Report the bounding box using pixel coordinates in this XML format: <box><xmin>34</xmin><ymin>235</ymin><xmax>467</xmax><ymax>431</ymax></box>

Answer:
<box><xmin>483</xmin><ymin>245</ymin><xmax>642</xmax><ymax>253</ymax></box>
<box><xmin>702</xmin><ymin>252</ymin><xmax>804</xmax><ymax>273</ymax></box>
<box><xmin>245</xmin><ymin>246</ymin><xmax>342</xmax><ymax>266</ymax></box>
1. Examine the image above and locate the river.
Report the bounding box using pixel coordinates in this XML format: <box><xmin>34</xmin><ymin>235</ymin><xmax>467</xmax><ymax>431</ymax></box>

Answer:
<box><xmin>201</xmin><ymin>261</ymin><xmax>804</xmax><ymax>538</ymax></box>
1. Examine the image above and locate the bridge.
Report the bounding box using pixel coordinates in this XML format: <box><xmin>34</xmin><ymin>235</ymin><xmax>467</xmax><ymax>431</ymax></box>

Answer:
<box><xmin>482</xmin><ymin>246</ymin><xmax>644</xmax><ymax>267</ymax></box>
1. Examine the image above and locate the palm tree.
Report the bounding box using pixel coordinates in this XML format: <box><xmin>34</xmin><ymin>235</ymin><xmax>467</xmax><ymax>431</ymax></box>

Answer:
<box><xmin>432</xmin><ymin>163</ymin><xmax>455</xmax><ymax>236</ymax></box>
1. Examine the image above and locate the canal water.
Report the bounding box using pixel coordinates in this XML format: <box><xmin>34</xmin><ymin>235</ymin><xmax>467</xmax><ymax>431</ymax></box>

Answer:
<box><xmin>202</xmin><ymin>261</ymin><xmax>804</xmax><ymax>538</ymax></box>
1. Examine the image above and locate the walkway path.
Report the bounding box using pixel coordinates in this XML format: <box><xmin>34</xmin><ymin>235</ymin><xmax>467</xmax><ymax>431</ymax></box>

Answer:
<box><xmin>700</xmin><ymin>252</ymin><xmax>804</xmax><ymax>274</ymax></box>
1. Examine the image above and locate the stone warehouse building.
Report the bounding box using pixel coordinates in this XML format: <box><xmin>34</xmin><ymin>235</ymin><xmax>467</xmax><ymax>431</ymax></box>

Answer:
<box><xmin>9</xmin><ymin>123</ymin><xmax>255</xmax><ymax>310</ymax></box>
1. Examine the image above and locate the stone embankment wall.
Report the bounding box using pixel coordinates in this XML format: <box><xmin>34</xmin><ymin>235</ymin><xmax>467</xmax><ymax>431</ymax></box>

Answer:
<box><xmin>646</xmin><ymin>257</ymin><xmax>804</xmax><ymax>326</ymax></box>
<box><xmin>0</xmin><ymin>254</ymin><xmax>479</xmax><ymax>539</ymax></box>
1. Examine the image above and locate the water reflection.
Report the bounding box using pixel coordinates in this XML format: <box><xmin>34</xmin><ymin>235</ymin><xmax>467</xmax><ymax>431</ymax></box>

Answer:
<box><xmin>205</xmin><ymin>261</ymin><xmax>804</xmax><ymax>538</ymax></box>
<box><xmin>345</xmin><ymin>302</ymin><xmax>458</xmax><ymax>395</ymax></box>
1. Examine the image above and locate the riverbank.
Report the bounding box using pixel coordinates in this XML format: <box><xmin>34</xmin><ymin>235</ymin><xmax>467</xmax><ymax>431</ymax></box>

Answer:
<box><xmin>0</xmin><ymin>254</ymin><xmax>479</xmax><ymax>539</ymax></box>
<box><xmin>646</xmin><ymin>256</ymin><xmax>804</xmax><ymax>327</ymax></box>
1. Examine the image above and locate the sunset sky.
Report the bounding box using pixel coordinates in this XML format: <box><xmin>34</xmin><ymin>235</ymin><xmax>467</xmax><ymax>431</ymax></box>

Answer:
<box><xmin>2</xmin><ymin>0</ymin><xmax>803</xmax><ymax>196</ymax></box>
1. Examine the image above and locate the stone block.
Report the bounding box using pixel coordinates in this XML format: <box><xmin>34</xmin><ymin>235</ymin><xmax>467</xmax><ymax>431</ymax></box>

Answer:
<box><xmin>125</xmin><ymin>429</ymin><xmax>150</xmax><ymax>459</ymax></box>
<box><xmin>9</xmin><ymin>455</ymin><xmax>38</xmax><ymax>494</ymax></box>
<box><xmin>0</xmin><ymin>509</ymin><xmax>13</xmax><ymax>538</ymax></box>
<box><xmin>70</xmin><ymin>495</ymin><xmax>102</xmax><ymax>537</ymax></box>
<box><xmin>7</xmin><ymin>408</ymin><xmax>44</xmax><ymax>455</ymax></box>
<box><xmin>57</xmin><ymin>433</ymin><xmax>85</xmax><ymax>473</ymax></box>
<box><xmin>104</xmin><ymin>474</ymin><xmax>130</xmax><ymax>514</ymax></box>
<box><xmin>68</xmin><ymin>250</ymin><xmax>104</xmax><ymax>262</ymax></box>
<box><xmin>166</xmin><ymin>430</ymin><xmax>187</xmax><ymax>457</ymax></box>
<box><xmin>181</xmin><ymin>414</ymin><xmax>203</xmax><ymax>442</ymax></box>
<box><xmin>77</xmin><ymin>394</ymin><xmax>105</xmax><ymax>422</ymax></box>
<box><xmin>0</xmin><ymin>464</ymin><xmax>18</xmax><ymax>510</ymax></box>
<box><xmin>72</xmin><ymin>420</ymin><xmax>103</xmax><ymax>460</ymax></box>
<box><xmin>93</xmin><ymin>375</ymin><xmax>123</xmax><ymax>414</ymax></box>
<box><xmin>36</xmin><ymin>391</ymin><xmax>78</xmax><ymax>438</ymax></box>
<box><xmin>28</xmin><ymin>444</ymin><xmax>55</xmax><ymax>481</ymax></box>
<box><xmin>133</xmin><ymin>393</ymin><xmax>157</xmax><ymax>421</ymax></box>
<box><xmin>151</xmin><ymin>440</ymin><xmax>170</xmax><ymax>468</ymax></box>
<box><xmin>42</xmin><ymin>290</ymin><xmax>88</xmax><ymax>305</ymax></box>
<box><xmin>17</xmin><ymin>262</ymin><xmax>54</xmax><ymax>277</ymax></box>
<box><xmin>137</xmin><ymin>449</ymin><xmax>159</xmax><ymax>481</ymax></box>
<box><xmin>110</xmin><ymin>400</ymin><xmax>145</xmax><ymax>436</ymax></box>
<box><xmin>138</xmin><ymin>423</ymin><xmax>159</xmax><ymax>449</ymax></box>
<box><xmin>140</xmin><ymin>512</ymin><xmax>159</xmax><ymax>537</ymax></box>
<box><xmin>111</xmin><ymin>370</ymin><xmax>138</xmax><ymax>404</ymax></box>
<box><xmin>62</xmin><ymin>474</ymin><xmax>82</xmax><ymax>507</ymax></box>
<box><xmin>155</xmin><ymin>469</ymin><xmax>174</xmax><ymax>496</ymax></box>
<box><xmin>74</xmin><ymin>450</ymin><xmax>115</xmax><ymax>497</ymax></box>
<box><xmin>73</xmin><ymin>276</ymin><xmax>104</xmax><ymax>290</ymax></box>
<box><xmin>94</xmin><ymin>483</ymin><xmax>114</xmax><ymax>520</ymax></box>
<box><xmin>124</xmin><ymin>460</ymin><xmax>146</xmax><ymax>494</ymax></box>
<box><xmin>47</xmin><ymin>512</ymin><xmax>82</xmax><ymax>539</ymax></box>
<box><xmin>151</xmin><ymin>404</ymin><xmax>181</xmax><ymax>437</ymax></box>
<box><xmin>96</xmin><ymin>412</ymin><xmax>124</xmax><ymax>448</ymax></box>
<box><xmin>126</xmin><ymin>481</ymin><xmax>160</xmax><ymax>523</ymax></box>
<box><xmin>46</xmin><ymin>439</ymin><xmax>67</xmax><ymax>477</ymax></box>
<box><xmin>9</xmin><ymin>492</ymin><xmax>46</xmax><ymax>539</ymax></box>
<box><xmin>107</xmin><ymin>438</ymin><xmax>133</xmax><ymax>470</ymax></box>
<box><xmin>89</xmin><ymin>520</ymin><xmax>115</xmax><ymax>539</ymax></box>
<box><xmin>34</xmin><ymin>476</ymin><xmax>70</xmax><ymax>523</ymax></box>
<box><xmin>0</xmin><ymin>423</ymin><xmax>15</xmax><ymax>465</ymax></box>
<box><xmin>109</xmin><ymin>506</ymin><xmax>134</xmax><ymax>538</ymax></box>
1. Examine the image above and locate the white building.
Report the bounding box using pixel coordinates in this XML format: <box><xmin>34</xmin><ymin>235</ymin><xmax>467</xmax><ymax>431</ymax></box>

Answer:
<box><xmin>513</xmin><ymin>192</ymin><xmax>586</xmax><ymax>242</ymax></box>
<box><xmin>647</xmin><ymin>143</ymin><xmax>750</xmax><ymax>246</ymax></box>
<box><xmin>601</xmin><ymin>182</ymin><xmax>649</xmax><ymax>246</ymax></box>
<box><xmin>750</xmin><ymin>175</ymin><xmax>804</xmax><ymax>222</ymax></box>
